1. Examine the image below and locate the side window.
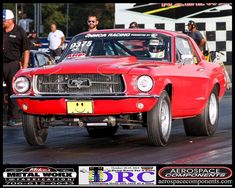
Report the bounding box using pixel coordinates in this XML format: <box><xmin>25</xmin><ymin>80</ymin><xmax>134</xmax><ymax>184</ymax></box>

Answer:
<box><xmin>188</xmin><ymin>39</ymin><xmax>200</xmax><ymax>64</ymax></box>
<box><xmin>29</xmin><ymin>52</ymin><xmax>35</xmax><ymax>68</ymax></box>
<box><xmin>35</xmin><ymin>53</ymin><xmax>50</xmax><ymax>67</ymax></box>
<box><xmin>176</xmin><ymin>37</ymin><xmax>199</xmax><ymax>64</ymax></box>
<box><xmin>104</xmin><ymin>42</ymin><xmax>115</xmax><ymax>55</ymax></box>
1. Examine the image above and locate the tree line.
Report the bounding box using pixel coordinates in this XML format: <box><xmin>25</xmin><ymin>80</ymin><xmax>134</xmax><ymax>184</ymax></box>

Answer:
<box><xmin>3</xmin><ymin>3</ymin><xmax>115</xmax><ymax>37</ymax></box>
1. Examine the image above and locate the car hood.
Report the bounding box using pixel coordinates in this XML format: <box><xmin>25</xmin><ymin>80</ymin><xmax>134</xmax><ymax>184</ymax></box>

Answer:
<box><xmin>20</xmin><ymin>56</ymin><xmax>168</xmax><ymax>76</ymax></box>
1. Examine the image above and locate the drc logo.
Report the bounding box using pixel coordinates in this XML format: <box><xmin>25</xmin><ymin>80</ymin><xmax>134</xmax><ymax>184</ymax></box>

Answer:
<box><xmin>79</xmin><ymin>166</ymin><xmax>156</xmax><ymax>186</ymax></box>
<box><xmin>88</xmin><ymin>167</ymin><xmax>104</xmax><ymax>182</ymax></box>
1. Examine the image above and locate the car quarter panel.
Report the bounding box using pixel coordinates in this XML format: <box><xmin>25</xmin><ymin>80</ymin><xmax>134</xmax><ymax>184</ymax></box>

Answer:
<box><xmin>127</xmin><ymin>62</ymin><xmax>219</xmax><ymax>118</ymax></box>
<box><xmin>171</xmin><ymin>63</ymin><xmax>210</xmax><ymax>117</ymax></box>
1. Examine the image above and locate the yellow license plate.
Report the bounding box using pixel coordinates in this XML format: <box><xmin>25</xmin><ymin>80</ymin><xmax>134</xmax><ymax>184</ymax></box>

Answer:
<box><xmin>67</xmin><ymin>101</ymin><xmax>93</xmax><ymax>114</ymax></box>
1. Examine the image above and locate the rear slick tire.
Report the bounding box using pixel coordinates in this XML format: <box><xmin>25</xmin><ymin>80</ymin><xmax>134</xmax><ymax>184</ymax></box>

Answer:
<box><xmin>183</xmin><ymin>87</ymin><xmax>219</xmax><ymax>136</ymax></box>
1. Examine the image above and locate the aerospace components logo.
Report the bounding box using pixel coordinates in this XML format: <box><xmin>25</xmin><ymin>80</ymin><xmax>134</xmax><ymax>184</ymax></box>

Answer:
<box><xmin>79</xmin><ymin>166</ymin><xmax>156</xmax><ymax>185</ymax></box>
<box><xmin>3</xmin><ymin>166</ymin><xmax>77</xmax><ymax>185</ymax></box>
<box><xmin>158</xmin><ymin>166</ymin><xmax>232</xmax><ymax>179</ymax></box>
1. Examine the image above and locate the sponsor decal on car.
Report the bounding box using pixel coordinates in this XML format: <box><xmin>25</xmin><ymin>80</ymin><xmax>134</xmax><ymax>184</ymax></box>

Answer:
<box><xmin>66</xmin><ymin>53</ymin><xmax>86</xmax><ymax>59</ymax></box>
<box><xmin>85</xmin><ymin>33</ymin><xmax>153</xmax><ymax>38</ymax></box>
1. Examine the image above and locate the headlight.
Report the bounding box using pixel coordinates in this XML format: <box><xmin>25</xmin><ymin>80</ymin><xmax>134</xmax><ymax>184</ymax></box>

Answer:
<box><xmin>136</xmin><ymin>75</ymin><xmax>153</xmax><ymax>92</ymax></box>
<box><xmin>14</xmin><ymin>77</ymin><xmax>30</xmax><ymax>93</ymax></box>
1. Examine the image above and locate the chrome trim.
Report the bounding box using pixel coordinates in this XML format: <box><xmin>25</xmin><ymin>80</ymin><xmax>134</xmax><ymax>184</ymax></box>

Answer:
<box><xmin>33</xmin><ymin>75</ymin><xmax>38</xmax><ymax>94</ymax></box>
<box><xmin>33</xmin><ymin>74</ymin><xmax>125</xmax><ymax>95</ymax></box>
<box><xmin>39</xmin><ymin>80</ymin><xmax>120</xmax><ymax>86</ymax></box>
<box><xmin>67</xmin><ymin>78</ymin><xmax>92</xmax><ymax>89</ymax></box>
<box><xmin>86</xmin><ymin>123</ymin><xmax>108</xmax><ymax>126</ymax></box>
<box><xmin>10</xmin><ymin>94</ymin><xmax>159</xmax><ymax>100</ymax></box>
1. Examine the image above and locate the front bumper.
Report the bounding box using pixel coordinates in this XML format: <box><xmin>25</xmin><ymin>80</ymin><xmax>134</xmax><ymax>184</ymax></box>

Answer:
<box><xmin>11</xmin><ymin>94</ymin><xmax>159</xmax><ymax>115</ymax></box>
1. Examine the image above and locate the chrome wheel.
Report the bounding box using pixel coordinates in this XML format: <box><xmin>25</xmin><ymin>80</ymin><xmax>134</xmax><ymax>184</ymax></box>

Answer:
<box><xmin>160</xmin><ymin>100</ymin><xmax>170</xmax><ymax>137</ymax></box>
<box><xmin>209</xmin><ymin>93</ymin><xmax>218</xmax><ymax>125</ymax></box>
<box><xmin>147</xmin><ymin>90</ymin><xmax>172</xmax><ymax>146</ymax></box>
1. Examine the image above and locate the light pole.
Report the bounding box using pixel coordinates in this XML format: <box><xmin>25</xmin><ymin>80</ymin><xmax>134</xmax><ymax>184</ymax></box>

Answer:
<box><xmin>21</xmin><ymin>3</ymin><xmax>23</xmax><ymax>15</ymax></box>
<box><xmin>15</xmin><ymin>3</ymin><xmax>18</xmax><ymax>24</ymax></box>
<box><xmin>37</xmin><ymin>3</ymin><xmax>40</xmax><ymax>37</ymax></box>
<box><xmin>34</xmin><ymin>3</ymin><xmax>37</xmax><ymax>33</ymax></box>
<box><xmin>39</xmin><ymin>3</ymin><xmax>43</xmax><ymax>35</ymax></box>
<box><xmin>66</xmin><ymin>3</ymin><xmax>69</xmax><ymax>37</ymax></box>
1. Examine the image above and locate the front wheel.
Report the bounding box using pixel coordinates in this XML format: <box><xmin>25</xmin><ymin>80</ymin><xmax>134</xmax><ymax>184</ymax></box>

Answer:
<box><xmin>22</xmin><ymin>114</ymin><xmax>48</xmax><ymax>146</ymax></box>
<box><xmin>183</xmin><ymin>87</ymin><xmax>219</xmax><ymax>136</ymax></box>
<box><xmin>147</xmin><ymin>90</ymin><xmax>172</xmax><ymax>146</ymax></box>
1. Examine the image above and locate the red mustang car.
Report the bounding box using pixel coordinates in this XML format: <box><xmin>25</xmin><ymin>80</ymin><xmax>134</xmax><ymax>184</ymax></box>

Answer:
<box><xmin>11</xmin><ymin>29</ymin><xmax>227</xmax><ymax>146</ymax></box>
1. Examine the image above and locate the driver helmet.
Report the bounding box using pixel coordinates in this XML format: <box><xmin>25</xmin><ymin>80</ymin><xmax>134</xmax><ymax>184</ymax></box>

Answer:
<box><xmin>148</xmin><ymin>39</ymin><xmax>165</xmax><ymax>58</ymax></box>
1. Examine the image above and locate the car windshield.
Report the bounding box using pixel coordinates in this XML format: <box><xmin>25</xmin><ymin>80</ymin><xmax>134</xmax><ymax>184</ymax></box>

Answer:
<box><xmin>59</xmin><ymin>31</ymin><xmax>172</xmax><ymax>62</ymax></box>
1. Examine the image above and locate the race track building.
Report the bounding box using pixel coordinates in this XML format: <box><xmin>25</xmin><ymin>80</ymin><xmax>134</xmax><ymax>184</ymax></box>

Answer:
<box><xmin>115</xmin><ymin>3</ymin><xmax>232</xmax><ymax>65</ymax></box>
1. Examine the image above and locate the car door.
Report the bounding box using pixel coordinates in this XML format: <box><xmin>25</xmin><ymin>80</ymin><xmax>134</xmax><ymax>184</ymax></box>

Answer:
<box><xmin>173</xmin><ymin>36</ymin><xmax>209</xmax><ymax>116</ymax></box>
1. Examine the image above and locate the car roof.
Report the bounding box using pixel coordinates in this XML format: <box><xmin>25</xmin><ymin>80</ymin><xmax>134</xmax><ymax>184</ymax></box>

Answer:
<box><xmin>74</xmin><ymin>29</ymin><xmax>186</xmax><ymax>38</ymax></box>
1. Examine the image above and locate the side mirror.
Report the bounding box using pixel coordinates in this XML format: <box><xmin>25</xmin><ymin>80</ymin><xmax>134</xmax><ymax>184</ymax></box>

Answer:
<box><xmin>54</xmin><ymin>56</ymin><xmax>61</xmax><ymax>64</ymax></box>
<box><xmin>203</xmin><ymin>50</ymin><xmax>209</xmax><ymax>56</ymax></box>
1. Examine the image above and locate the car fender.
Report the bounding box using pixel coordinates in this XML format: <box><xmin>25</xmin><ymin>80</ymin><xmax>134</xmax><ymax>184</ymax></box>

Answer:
<box><xmin>150</xmin><ymin>76</ymin><xmax>172</xmax><ymax>97</ymax></box>
<box><xmin>211</xmin><ymin>77</ymin><xmax>225</xmax><ymax>101</ymax></box>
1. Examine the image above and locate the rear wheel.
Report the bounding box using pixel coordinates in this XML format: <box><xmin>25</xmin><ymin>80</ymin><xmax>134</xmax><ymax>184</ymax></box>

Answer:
<box><xmin>183</xmin><ymin>87</ymin><xmax>219</xmax><ymax>136</ymax></box>
<box><xmin>147</xmin><ymin>90</ymin><xmax>172</xmax><ymax>146</ymax></box>
<box><xmin>22</xmin><ymin>114</ymin><xmax>48</xmax><ymax>146</ymax></box>
<box><xmin>86</xmin><ymin>126</ymin><xmax>118</xmax><ymax>137</ymax></box>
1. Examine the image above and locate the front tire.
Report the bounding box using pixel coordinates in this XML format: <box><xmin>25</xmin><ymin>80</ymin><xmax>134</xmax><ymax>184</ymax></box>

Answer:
<box><xmin>86</xmin><ymin>126</ymin><xmax>118</xmax><ymax>137</ymax></box>
<box><xmin>147</xmin><ymin>90</ymin><xmax>172</xmax><ymax>146</ymax></box>
<box><xmin>183</xmin><ymin>87</ymin><xmax>219</xmax><ymax>136</ymax></box>
<box><xmin>22</xmin><ymin>114</ymin><xmax>48</xmax><ymax>146</ymax></box>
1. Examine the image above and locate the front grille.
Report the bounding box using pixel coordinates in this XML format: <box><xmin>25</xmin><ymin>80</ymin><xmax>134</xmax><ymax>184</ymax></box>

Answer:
<box><xmin>35</xmin><ymin>74</ymin><xmax>125</xmax><ymax>95</ymax></box>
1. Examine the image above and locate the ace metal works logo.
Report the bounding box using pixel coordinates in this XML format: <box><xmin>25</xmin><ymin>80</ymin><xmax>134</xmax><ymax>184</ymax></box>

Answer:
<box><xmin>3</xmin><ymin>166</ymin><xmax>77</xmax><ymax>185</ymax></box>
<box><xmin>79</xmin><ymin>166</ymin><xmax>156</xmax><ymax>186</ymax></box>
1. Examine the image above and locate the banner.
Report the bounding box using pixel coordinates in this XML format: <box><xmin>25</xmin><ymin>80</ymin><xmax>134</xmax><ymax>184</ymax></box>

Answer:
<box><xmin>2</xmin><ymin>165</ymin><xmax>233</xmax><ymax>187</ymax></box>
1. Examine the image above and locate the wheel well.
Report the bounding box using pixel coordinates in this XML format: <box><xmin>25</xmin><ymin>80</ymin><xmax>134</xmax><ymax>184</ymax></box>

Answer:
<box><xmin>214</xmin><ymin>83</ymin><xmax>220</xmax><ymax>95</ymax></box>
<box><xmin>165</xmin><ymin>84</ymin><xmax>172</xmax><ymax>100</ymax></box>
